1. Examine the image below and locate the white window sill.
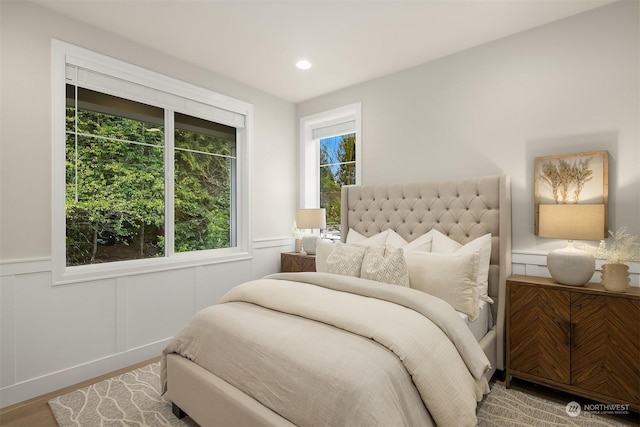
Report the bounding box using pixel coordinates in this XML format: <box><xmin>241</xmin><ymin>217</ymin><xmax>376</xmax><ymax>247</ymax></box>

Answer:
<box><xmin>53</xmin><ymin>249</ymin><xmax>252</xmax><ymax>286</ymax></box>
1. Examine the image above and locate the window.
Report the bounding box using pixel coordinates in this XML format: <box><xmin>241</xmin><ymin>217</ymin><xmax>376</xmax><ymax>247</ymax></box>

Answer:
<box><xmin>173</xmin><ymin>113</ymin><xmax>238</xmax><ymax>253</ymax></box>
<box><xmin>52</xmin><ymin>41</ymin><xmax>253</xmax><ymax>284</ymax></box>
<box><xmin>65</xmin><ymin>87</ymin><xmax>167</xmax><ymax>265</ymax></box>
<box><xmin>319</xmin><ymin>133</ymin><xmax>356</xmax><ymax>237</ymax></box>
<box><xmin>300</xmin><ymin>103</ymin><xmax>361</xmax><ymax>239</ymax></box>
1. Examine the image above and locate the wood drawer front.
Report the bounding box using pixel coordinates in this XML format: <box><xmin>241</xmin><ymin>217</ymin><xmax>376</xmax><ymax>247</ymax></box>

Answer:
<box><xmin>281</xmin><ymin>253</ymin><xmax>302</xmax><ymax>272</ymax></box>
<box><xmin>301</xmin><ymin>257</ymin><xmax>316</xmax><ymax>272</ymax></box>
<box><xmin>509</xmin><ymin>283</ymin><xmax>571</xmax><ymax>384</ymax></box>
<box><xmin>571</xmin><ymin>293</ymin><xmax>640</xmax><ymax>404</ymax></box>
<box><xmin>281</xmin><ymin>253</ymin><xmax>316</xmax><ymax>272</ymax></box>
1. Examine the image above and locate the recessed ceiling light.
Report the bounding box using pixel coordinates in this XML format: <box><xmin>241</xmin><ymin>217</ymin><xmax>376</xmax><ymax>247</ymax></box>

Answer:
<box><xmin>296</xmin><ymin>60</ymin><xmax>312</xmax><ymax>70</ymax></box>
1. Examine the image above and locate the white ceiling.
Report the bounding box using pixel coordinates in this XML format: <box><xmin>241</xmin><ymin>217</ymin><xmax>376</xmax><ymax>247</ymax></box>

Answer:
<box><xmin>33</xmin><ymin>0</ymin><xmax>616</xmax><ymax>103</ymax></box>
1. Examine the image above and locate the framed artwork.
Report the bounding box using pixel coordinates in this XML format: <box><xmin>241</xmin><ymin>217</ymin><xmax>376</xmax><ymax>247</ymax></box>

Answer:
<box><xmin>534</xmin><ymin>150</ymin><xmax>608</xmax><ymax>236</ymax></box>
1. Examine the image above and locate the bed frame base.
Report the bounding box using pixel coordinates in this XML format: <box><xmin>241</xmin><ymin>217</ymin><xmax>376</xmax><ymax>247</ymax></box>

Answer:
<box><xmin>172</xmin><ymin>402</ymin><xmax>186</xmax><ymax>419</ymax></box>
<box><xmin>167</xmin><ymin>329</ymin><xmax>499</xmax><ymax>426</ymax></box>
<box><xmin>167</xmin><ymin>353</ymin><xmax>296</xmax><ymax>427</ymax></box>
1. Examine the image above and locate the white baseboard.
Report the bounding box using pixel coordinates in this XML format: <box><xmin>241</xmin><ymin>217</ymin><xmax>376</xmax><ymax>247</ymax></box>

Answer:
<box><xmin>0</xmin><ymin>339</ymin><xmax>170</xmax><ymax>409</ymax></box>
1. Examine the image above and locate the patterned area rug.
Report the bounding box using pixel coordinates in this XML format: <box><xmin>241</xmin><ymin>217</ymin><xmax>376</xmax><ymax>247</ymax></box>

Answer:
<box><xmin>48</xmin><ymin>362</ymin><xmax>197</xmax><ymax>427</ymax></box>
<box><xmin>50</xmin><ymin>362</ymin><xmax>638</xmax><ymax>426</ymax></box>
<box><xmin>477</xmin><ymin>384</ymin><xmax>638</xmax><ymax>427</ymax></box>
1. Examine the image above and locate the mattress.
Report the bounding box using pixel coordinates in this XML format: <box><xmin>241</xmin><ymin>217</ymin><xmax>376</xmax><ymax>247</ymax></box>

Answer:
<box><xmin>458</xmin><ymin>300</ymin><xmax>493</xmax><ymax>342</ymax></box>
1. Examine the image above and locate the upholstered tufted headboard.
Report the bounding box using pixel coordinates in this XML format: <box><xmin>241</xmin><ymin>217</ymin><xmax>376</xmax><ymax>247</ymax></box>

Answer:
<box><xmin>340</xmin><ymin>175</ymin><xmax>511</xmax><ymax>372</ymax></box>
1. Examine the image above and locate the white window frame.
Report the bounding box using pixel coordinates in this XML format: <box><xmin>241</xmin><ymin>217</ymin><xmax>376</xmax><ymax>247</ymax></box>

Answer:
<box><xmin>299</xmin><ymin>103</ymin><xmax>362</xmax><ymax>209</ymax></box>
<box><xmin>51</xmin><ymin>40</ymin><xmax>253</xmax><ymax>285</ymax></box>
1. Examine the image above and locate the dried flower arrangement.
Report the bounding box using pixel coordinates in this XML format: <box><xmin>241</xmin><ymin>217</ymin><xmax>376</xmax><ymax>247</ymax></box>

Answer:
<box><xmin>582</xmin><ymin>227</ymin><xmax>640</xmax><ymax>265</ymax></box>
<box><xmin>539</xmin><ymin>157</ymin><xmax>594</xmax><ymax>204</ymax></box>
<box><xmin>292</xmin><ymin>221</ymin><xmax>302</xmax><ymax>240</ymax></box>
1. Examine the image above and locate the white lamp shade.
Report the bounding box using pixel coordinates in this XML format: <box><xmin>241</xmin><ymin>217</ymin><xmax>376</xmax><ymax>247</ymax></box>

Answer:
<box><xmin>296</xmin><ymin>208</ymin><xmax>326</xmax><ymax>229</ymax></box>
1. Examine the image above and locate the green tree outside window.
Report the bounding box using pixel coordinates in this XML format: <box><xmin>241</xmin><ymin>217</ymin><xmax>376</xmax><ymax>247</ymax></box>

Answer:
<box><xmin>320</xmin><ymin>133</ymin><xmax>356</xmax><ymax>236</ymax></box>
<box><xmin>65</xmin><ymin>86</ymin><xmax>235</xmax><ymax>266</ymax></box>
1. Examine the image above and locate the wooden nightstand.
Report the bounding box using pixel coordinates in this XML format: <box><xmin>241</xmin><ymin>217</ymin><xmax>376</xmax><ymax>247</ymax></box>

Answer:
<box><xmin>281</xmin><ymin>252</ymin><xmax>316</xmax><ymax>272</ymax></box>
<box><xmin>506</xmin><ymin>275</ymin><xmax>640</xmax><ymax>412</ymax></box>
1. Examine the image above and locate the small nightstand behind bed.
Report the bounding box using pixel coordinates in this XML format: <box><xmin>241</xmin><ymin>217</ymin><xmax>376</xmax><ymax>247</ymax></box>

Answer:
<box><xmin>281</xmin><ymin>252</ymin><xmax>316</xmax><ymax>272</ymax></box>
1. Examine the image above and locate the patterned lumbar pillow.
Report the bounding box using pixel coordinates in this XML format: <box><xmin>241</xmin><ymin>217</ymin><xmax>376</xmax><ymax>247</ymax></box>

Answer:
<box><xmin>324</xmin><ymin>244</ymin><xmax>368</xmax><ymax>277</ymax></box>
<box><xmin>360</xmin><ymin>246</ymin><xmax>410</xmax><ymax>287</ymax></box>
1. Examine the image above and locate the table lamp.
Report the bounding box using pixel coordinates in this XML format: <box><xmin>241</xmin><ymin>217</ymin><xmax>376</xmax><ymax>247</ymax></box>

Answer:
<box><xmin>296</xmin><ymin>208</ymin><xmax>326</xmax><ymax>255</ymax></box>
<box><xmin>539</xmin><ymin>204</ymin><xmax>605</xmax><ymax>286</ymax></box>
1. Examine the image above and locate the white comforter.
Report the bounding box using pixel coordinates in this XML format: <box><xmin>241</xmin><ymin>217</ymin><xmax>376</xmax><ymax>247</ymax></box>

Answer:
<box><xmin>162</xmin><ymin>272</ymin><xmax>490</xmax><ymax>427</ymax></box>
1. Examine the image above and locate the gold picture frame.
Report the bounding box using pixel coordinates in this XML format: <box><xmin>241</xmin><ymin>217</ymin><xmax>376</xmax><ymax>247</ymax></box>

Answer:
<box><xmin>534</xmin><ymin>150</ymin><xmax>608</xmax><ymax>237</ymax></box>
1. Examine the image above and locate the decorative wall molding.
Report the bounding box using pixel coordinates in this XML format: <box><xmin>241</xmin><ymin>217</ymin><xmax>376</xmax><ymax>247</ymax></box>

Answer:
<box><xmin>3</xmin><ymin>246</ymin><xmax>636</xmax><ymax>280</ymax></box>
<box><xmin>0</xmin><ymin>258</ymin><xmax>52</xmax><ymax>277</ymax></box>
<box><xmin>0</xmin><ymin>238</ymin><xmax>293</xmax><ymax>278</ymax></box>
<box><xmin>512</xmin><ymin>250</ymin><xmax>640</xmax><ymax>287</ymax></box>
<box><xmin>253</xmin><ymin>237</ymin><xmax>294</xmax><ymax>249</ymax></box>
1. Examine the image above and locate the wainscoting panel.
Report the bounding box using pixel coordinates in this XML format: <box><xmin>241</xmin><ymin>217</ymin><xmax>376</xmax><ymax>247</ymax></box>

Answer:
<box><xmin>512</xmin><ymin>251</ymin><xmax>640</xmax><ymax>287</ymax></box>
<box><xmin>125</xmin><ymin>268</ymin><xmax>197</xmax><ymax>350</ymax></box>
<box><xmin>13</xmin><ymin>272</ymin><xmax>119</xmax><ymax>382</ymax></box>
<box><xmin>6</xmin><ymin>244</ymin><xmax>633</xmax><ymax>409</ymax></box>
<box><xmin>0</xmin><ymin>274</ymin><xmax>16</xmax><ymax>389</ymax></box>
<box><xmin>115</xmin><ymin>277</ymin><xmax>129</xmax><ymax>353</ymax></box>
<box><xmin>0</xmin><ymin>238</ymin><xmax>295</xmax><ymax>409</ymax></box>
<box><xmin>194</xmin><ymin>259</ymin><xmax>254</xmax><ymax>312</ymax></box>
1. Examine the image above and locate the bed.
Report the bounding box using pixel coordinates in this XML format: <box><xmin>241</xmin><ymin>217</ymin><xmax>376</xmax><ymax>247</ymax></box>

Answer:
<box><xmin>162</xmin><ymin>175</ymin><xmax>511</xmax><ymax>427</ymax></box>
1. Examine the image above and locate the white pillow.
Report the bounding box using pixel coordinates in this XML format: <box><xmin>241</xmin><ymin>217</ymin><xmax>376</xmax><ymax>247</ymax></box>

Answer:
<box><xmin>345</xmin><ymin>229</ymin><xmax>389</xmax><ymax>246</ymax></box>
<box><xmin>315</xmin><ymin>239</ymin><xmax>336</xmax><ymax>273</ymax></box>
<box><xmin>431</xmin><ymin>230</ymin><xmax>493</xmax><ymax>303</ymax></box>
<box><xmin>361</xmin><ymin>246</ymin><xmax>410</xmax><ymax>287</ymax></box>
<box><xmin>404</xmin><ymin>251</ymin><xmax>480</xmax><ymax>320</ymax></box>
<box><xmin>385</xmin><ymin>229</ymin><xmax>433</xmax><ymax>252</ymax></box>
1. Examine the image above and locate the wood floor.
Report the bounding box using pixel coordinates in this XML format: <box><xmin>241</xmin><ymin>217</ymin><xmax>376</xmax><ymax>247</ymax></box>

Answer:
<box><xmin>1</xmin><ymin>362</ymin><xmax>638</xmax><ymax>426</ymax></box>
<box><xmin>0</xmin><ymin>357</ymin><xmax>160</xmax><ymax>427</ymax></box>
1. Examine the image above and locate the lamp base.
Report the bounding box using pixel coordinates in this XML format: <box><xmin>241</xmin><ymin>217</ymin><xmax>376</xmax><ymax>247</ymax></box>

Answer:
<box><xmin>547</xmin><ymin>243</ymin><xmax>595</xmax><ymax>286</ymax></box>
<box><xmin>302</xmin><ymin>235</ymin><xmax>319</xmax><ymax>255</ymax></box>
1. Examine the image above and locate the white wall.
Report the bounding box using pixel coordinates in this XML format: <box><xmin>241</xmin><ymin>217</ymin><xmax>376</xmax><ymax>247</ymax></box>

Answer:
<box><xmin>0</xmin><ymin>1</ymin><xmax>297</xmax><ymax>408</ymax></box>
<box><xmin>296</xmin><ymin>1</ymin><xmax>639</xmax><ymax>257</ymax></box>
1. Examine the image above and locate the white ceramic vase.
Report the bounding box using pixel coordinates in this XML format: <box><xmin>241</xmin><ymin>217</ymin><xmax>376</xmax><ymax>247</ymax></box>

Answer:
<box><xmin>547</xmin><ymin>245</ymin><xmax>595</xmax><ymax>286</ymax></box>
<box><xmin>600</xmin><ymin>263</ymin><xmax>630</xmax><ymax>292</ymax></box>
